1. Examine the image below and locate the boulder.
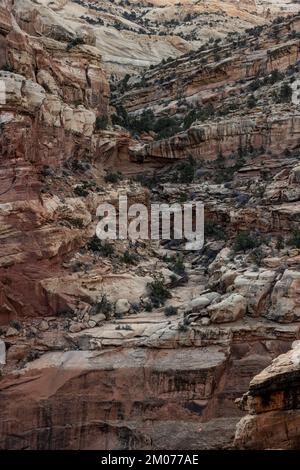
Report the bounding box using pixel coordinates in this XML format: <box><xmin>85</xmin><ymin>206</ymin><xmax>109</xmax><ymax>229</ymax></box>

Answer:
<box><xmin>233</xmin><ymin>270</ymin><xmax>276</xmax><ymax>316</ymax></box>
<box><xmin>208</xmin><ymin>294</ymin><xmax>247</xmax><ymax>323</ymax></box>
<box><xmin>91</xmin><ymin>313</ymin><xmax>106</xmax><ymax>324</ymax></box>
<box><xmin>38</xmin><ymin>320</ymin><xmax>49</xmax><ymax>332</ymax></box>
<box><xmin>69</xmin><ymin>322</ymin><xmax>82</xmax><ymax>333</ymax></box>
<box><xmin>115</xmin><ymin>299</ymin><xmax>130</xmax><ymax>315</ymax></box>
<box><xmin>267</xmin><ymin>270</ymin><xmax>300</xmax><ymax>322</ymax></box>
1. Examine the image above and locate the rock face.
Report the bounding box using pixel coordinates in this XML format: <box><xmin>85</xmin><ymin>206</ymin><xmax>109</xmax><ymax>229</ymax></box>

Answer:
<box><xmin>130</xmin><ymin>113</ymin><xmax>300</xmax><ymax>162</ymax></box>
<box><xmin>0</xmin><ymin>1</ymin><xmax>118</xmax><ymax>322</ymax></box>
<box><xmin>0</xmin><ymin>315</ymin><xmax>299</xmax><ymax>450</ymax></box>
<box><xmin>122</xmin><ymin>14</ymin><xmax>300</xmax><ymax>165</ymax></box>
<box><xmin>19</xmin><ymin>0</ymin><xmax>300</xmax><ymax>77</ymax></box>
<box><xmin>234</xmin><ymin>340</ymin><xmax>300</xmax><ymax>449</ymax></box>
<box><xmin>1</xmin><ymin>0</ymin><xmax>300</xmax><ymax>453</ymax></box>
<box><xmin>208</xmin><ymin>293</ymin><xmax>247</xmax><ymax>323</ymax></box>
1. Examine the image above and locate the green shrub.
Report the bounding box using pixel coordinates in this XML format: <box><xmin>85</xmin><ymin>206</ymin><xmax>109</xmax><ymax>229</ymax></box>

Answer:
<box><xmin>91</xmin><ymin>294</ymin><xmax>112</xmax><ymax>316</ymax></box>
<box><xmin>95</xmin><ymin>116</ymin><xmax>108</xmax><ymax>130</ymax></box>
<box><xmin>120</xmin><ymin>250</ymin><xmax>139</xmax><ymax>265</ymax></box>
<box><xmin>172</xmin><ymin>156</ymin><xmax>196</xmax><ymax>183</ymax></box>
<box><xmin>164</xmin><ymin>306</ymin><xmax>178</xmax><ymax>317</ymax></box>
<box><xmin>9</xmin><ymin>319</ymin><xmax>22</xmax><ymax>331</ymax></box>
<box><xmin>233</xmin><ymin>232</ymin><xmax>257</xmax><ymax>252</ymax></box>
<box><xmin>288</xmin><ymin>231</ymin><xmax>300</xmax><ymax>249</ymax></box>
<box><xmin>147</xmin><ymin>277</ymin><xmax>171</xmax><ymax>307</ymax></box>
<box><xmin>104</xmin><ymin>172</ymin><xmax>123</xmax><ymax>184</ymax></box>
<box><xmin>144</xmin><ymin>302</ymin><xmax>153</xmax><ymax>312</ymax></box>
<box><xmin>168</xmin><ymin>255</ymin><xmax>186</xmax><ymax>276</ymax></box>
<box><xmin>277</xmin><ymin>83</ymin><xmax>292</xmax><ymax>103</ymax></box>
<box><xmin>74</xmin><ymin>185</ymin><xmax>89</xmax><ymax>197</ymax></box>
<box><xmin>205</xmin><ymin>221</ymin><xmax>226</xmax><ymax>240</ymax></box>
<box><xmin>87</xmin><ymin>236</ymin><xmax>114</xmax><ymax>256</ymax></box>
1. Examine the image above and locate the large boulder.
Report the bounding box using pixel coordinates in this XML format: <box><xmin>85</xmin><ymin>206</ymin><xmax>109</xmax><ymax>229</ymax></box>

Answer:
<box><xmin>266</xmin><ymin>270</ymin><xmax>300</xmax><ymax>323</ymax></box>
<box><xmin>207</xmin><ymin>293</ymin><xmax>247</xmax><ymax>323</ymax></box>
<box><xmin>115</xmin><ymin>299</ymin><xmax>130</xmax><ymax>315</ymax></box>
<box><xmin>233</xmin><ymin>270</ymin><xmax>277</xmax><ymax>316</ymax></box>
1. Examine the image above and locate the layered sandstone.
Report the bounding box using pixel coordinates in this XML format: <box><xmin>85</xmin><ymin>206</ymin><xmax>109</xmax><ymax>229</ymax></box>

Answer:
<box><xmin>1</xmin><ymin>0</ymin><xmax>300</xmax><ymax>453</ymax></box>
<box><xmin>234</xmin><ymin>340</ymin><xmax>300</xmax><ymax>449</ymax></box>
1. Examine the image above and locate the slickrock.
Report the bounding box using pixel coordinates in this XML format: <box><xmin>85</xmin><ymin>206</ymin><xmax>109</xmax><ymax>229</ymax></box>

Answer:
<box><xmin>234</xmin><ymin>340</ymin><xmax>300</xmax><ymax>449</ymax></box>
<box><xmin>1</xmin><ymin>314</ymin><xmax>299</xmax><ymax>450</ymax></box>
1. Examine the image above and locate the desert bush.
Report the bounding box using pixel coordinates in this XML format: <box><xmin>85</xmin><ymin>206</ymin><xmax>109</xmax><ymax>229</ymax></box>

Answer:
<box><xmin>164</xmin><ymin>306</ymin><xmax>178</xmax><ymax>317</ymax></box>
<box><xmin>233</xmin><ymin>232</ymin><xmax>257</xmax><ymax>252</ymax></box>
<box><xmin>87</xmin><ymin>236</ymin><xmax>114</xmax><ymax>256</ymax></box>
<box><xmin>104</xmin><ymin>172</ymin><xmax>123</xmax><ymax>184</ymax></box>
<box><xmin>95</xmin><ymin>116</ymin><xmax>108</xmax><ymax>130</ymax></box>
<box><xmin>288</xmin><ymin>231</ymin><xmax>300</xmax><ymax>249</ymax></box>
<box><xmin>120</xmin><ymin>250</ymin><xmax>139</xmax><ymax>265</ymax></box>
<box><xmin>147</xmin><ymin>277</ymin><xmax>171</xmax><ymax>307</ymax></box>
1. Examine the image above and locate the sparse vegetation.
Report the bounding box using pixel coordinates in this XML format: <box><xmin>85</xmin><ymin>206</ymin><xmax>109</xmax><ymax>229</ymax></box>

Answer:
<box><xmin>104</xmin><ymin>172</ymin><xmax>123</xmax><ymax>184</ymax></box>
<box><xmin>233</xmin><ymin>232</ymin><xmax>258</xmax><ymax>252</ymax></box>
<box><xmin>120</xmin><ymin>250</ymin><xmax>139</xmax><ymax>265</ymax></box>
<box><xmin>87</xmin><ymin>236</ymin><xmax>114</xmax><ymax>256</ymax></box>
<box><xmin>205</xmin><ymin>221</ymin><xmax>226</xmax><ymax>240</ymax></box>
<box><xmin>287</xmin><ymin>231</ymin><xmax>300</xmax><ymax>249</ymax></box>
<box><xmin>164</xmin><ymin>306</ymin><xmax>178</xmax><ymax>317</ymax></box>
<box><xmin>91</xmin><ymin>294</ymin><xmax>112</xmax><ymax>316</ymax></box>
<box><xmin>147</xmin><ymin>277</ymin><xmax>171</xmax><ymax>307</ymax></box>
<box><xmin>9</xmin><ymin>319</ymin><xmax>22</xmax><ymax>331</ymax></box>
<box><xmin>95</xmin><ymin>116</ymin><xmax>108</xmax><ymax>130</ymax></box>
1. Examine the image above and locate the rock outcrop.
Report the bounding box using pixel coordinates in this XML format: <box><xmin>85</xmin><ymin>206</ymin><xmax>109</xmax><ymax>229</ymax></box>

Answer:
<box><xmin>19</xmin><ymin>0</ymin><xmax>300</xmax><ymax>77</ymax></box>
<box><xmin>234</xmin><ymin>340</ymin><xmax>300</xmax><ymax>449</ymax></box>
<box><xmin>1</xmin><ymin>0</ymin><xmax>300</xmax><ymax>453</ymax></box>
<box><xmin>0</xmin><ymin>313</ymin><xmax>299</xmax><ymax>450</ymax></box>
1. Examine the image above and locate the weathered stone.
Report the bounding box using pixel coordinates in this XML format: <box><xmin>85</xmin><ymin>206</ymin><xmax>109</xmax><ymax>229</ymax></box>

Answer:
<box><xmin>267</xmin><ymin>270</ymin><xmax>300</xmax><ymax>322</ymax></box>
<box><xmin>115</xmin><ymin>299</ymin><xmax>130</xmax><ymax>315</ymax></box>
<box><xmin>91</xmin><ymin>313</ymin><xmax>106</xmax><ymax>324</ymax></box>
<box><xmin>208</xmin><ymin>294</ymin><xmax>247</xmax><ymax>324</ymax></box>
<box><xmin>69</xmin><ymin>323</ymin><xmax>82</xmax><ymax>333</ymax></box>
<box><xmin>5</xmin><ymin>327</ymin><xmax>19</xmax><ymax>337</ymax></box>
<box><xmin>235</xmin><ymin>341</ymin><xmax>300</xmax><ymax>449</ymax></box>
<box><xmin>38</xmin><ymin>321</ymin><xmax>49</xmax><ymax>332</ymax></box>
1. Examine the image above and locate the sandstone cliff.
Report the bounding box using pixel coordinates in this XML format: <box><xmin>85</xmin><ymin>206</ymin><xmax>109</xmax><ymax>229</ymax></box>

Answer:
<box><xmin>1</xmin><ymin>0</ymin><xmax>300</xmax><ymax>452</ymax></box>
<box><xmin>234</xmin><ymin>340</ymin><xmax>300</xmax><ymax>449</ymax></box>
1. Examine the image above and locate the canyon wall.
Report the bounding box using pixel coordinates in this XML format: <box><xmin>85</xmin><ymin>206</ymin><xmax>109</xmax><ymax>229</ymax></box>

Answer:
<box><xmin>235</xmin><ymin>340</ymin><xmax>300</xmax><ymax>449</ymax></box>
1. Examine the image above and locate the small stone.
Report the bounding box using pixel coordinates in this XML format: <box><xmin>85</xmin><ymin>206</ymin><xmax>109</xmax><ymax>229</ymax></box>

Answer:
<box><xmin>205</xmin><ymin>292</ymin><xmax>221</xmax><ymax>303</ymax></box>
<box><xmin>92</xmin><ymin>313</ymin><xmax>106</xmax><ymax>324</ymax></box>
<box><xmin>83</xmin><ymin>313</ymin><xmax>90</xmax><ymax>322</ymax></box>
<box><xmin>88</xmin><ymin>320</ymin><xmax>97</xmax><ymax>328</ymax></box>
<box><xmin>7</xmin><ymin>344</ymin><xmax>29</xmax><ymax>361</ymax></box>
<box><xmin>185</xmin><ymin>296</ymin><xmax>211</xmax><ymax>313</ymax></box>
<box><xmin>115</xmin><ymin>299</ymin><xmax>130</xmax><ymax>315</ymax></box>
<box><xmin>38</xmin><ymin>320</ymin><xmax>49</xmax><ymax>332</ymax></box>
<box><xmin>5</xmin><ymin>327</ymin><xmax>19</xmax><ymax>337</ymax></box>
<box><xmin>69</xmin><ymin>322</ymin><xmax>82</xmax><ymax>333</ymax></box>
<box><xmin>200</xmin><ymin>317</ymin><xmax>211</xmax><ymax>326</ymax></box>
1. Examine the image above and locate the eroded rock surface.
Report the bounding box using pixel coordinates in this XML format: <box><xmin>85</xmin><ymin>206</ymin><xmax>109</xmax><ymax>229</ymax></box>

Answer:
<box><xmin>234</xmin><ymin>340</ymin><xmax>300</xmax><ymax>449</ymax></box>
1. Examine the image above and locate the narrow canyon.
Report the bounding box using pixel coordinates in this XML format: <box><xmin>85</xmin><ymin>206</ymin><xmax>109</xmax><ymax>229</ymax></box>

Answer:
<box><xmin>1</xmin><ymin>0</ymin><xmax>300</xmax><ymax>450</ymax></box>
